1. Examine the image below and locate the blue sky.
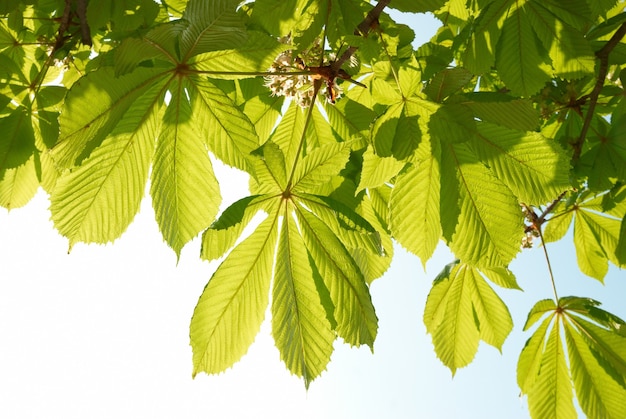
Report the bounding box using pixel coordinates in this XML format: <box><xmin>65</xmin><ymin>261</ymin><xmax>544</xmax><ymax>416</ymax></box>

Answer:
<box><xmin>1</xmin><ymin>8</ymin><xmax>626</xmax><ymax>419</ymax></box>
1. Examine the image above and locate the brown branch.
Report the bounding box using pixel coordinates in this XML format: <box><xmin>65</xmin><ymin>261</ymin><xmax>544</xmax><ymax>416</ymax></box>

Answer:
<box><xmin>572</xmin><ymin>22</ymin><xmax>626</xmax><ymax>162</ymax></box>
<box><xmin>75</xmin><ymin>0</ymin><xmax>92</xmax><ymax>46</ymax></box>
<box><xmin>53</xmin><ymin>0</ymin><xmax>73</xmax><ymax>53</ymax></box>
<box><xmin>330</xmin><ymin>0</ymin><xmax>390</xmax><ymax>72</ymax></box>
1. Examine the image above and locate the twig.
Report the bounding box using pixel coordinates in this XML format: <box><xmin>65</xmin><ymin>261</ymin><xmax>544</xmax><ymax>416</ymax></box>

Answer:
<box><xmin>572</xmin><ymin>22</ymin><xmax>626</xmax><ymax>162</ymax></box>
<box><xmin>331</xmin><ymin>0</ymin><xmax>390</xmax><ymax>72</ymax></box>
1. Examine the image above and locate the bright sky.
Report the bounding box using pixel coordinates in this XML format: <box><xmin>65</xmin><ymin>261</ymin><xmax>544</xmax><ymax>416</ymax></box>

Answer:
<box><xmin>2</xmin><ymin>9</ymin><xmax>626</xmax><ymax>419</ymax></box>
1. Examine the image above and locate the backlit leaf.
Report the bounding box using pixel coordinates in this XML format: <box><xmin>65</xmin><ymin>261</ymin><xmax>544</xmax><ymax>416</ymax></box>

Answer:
<box><xmin>191</xmin><ymin>210</ymin><xmax>279</xmax><ymax>376</ymax></box>
<box><xmin>272</xmin><ymin>211</ymin><xmax>335</xmax><ymax>388</ymax></box>
<box><xmin>296</xmin><ymin>206</ymin><xmax>378</xmax><ymax>348</ymax></box>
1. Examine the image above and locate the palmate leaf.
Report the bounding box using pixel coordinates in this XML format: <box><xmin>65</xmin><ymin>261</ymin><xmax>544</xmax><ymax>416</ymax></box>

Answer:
<box><xmin>544</xmin><ymin>192</ymin><xmax>625</xmax><ymax>281</ymax></box>
<box><xmin>296</xmin><ymin>206</ymin><xmax>378</xmax><ymax>348</ymax></box>
<box><xmin>272</xmin><ymin>210</ymin><xmax>335</xmax><ymax>388</ymax></box>
<box><xmin>424</xmin><ymin>262</ymin><xmax>513</xmax><ymax>373</ymax></box>
<box><xmin>390</xmin><ymin>136</ymin><xmax>442</xmax><ymax>266</ymax></box>
<box><xmin>469</xmin><ymin>122</ymin><xmax>570</xmax><ymax>205</ymax></box>
<box><xmin>441</xmin><ymin>142</ymin><xmax>522</xmax><ymax>268</ymax></box>
<box><xmin>191</xmin><ymin>208</ymin><xmax>280</xmax><ymax>377</ymax></box>
<box><xmin>518</xmin><ymin>298</ymin><xmax>626</xmax><ymax>419</ymax></box>
<box><xmin>150</xmin><ymin>77</ymin><xmax>221</xmax><ymax>257</ymax></box>
<box><xmin>50</xmin><ymin>80</ymin><xmax>164</xmax><ymax>247</ymax></box>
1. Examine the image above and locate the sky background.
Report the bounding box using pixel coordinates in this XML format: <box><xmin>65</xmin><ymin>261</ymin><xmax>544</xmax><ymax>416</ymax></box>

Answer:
<box><xmin>2</xmin><ymin>8</ymin><xmax>626</xmax><ymax>419</ymax></box>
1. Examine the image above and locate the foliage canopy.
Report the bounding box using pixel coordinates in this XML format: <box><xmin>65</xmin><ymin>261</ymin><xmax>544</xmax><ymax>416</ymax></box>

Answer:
<box><xmin>1</xmin><ymin>0</ymin><xmax>626</xmax><ymax>417</ymax></box>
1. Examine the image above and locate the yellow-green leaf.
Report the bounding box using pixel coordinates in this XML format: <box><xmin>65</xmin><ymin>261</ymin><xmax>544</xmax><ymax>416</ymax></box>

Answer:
<box><xmin>191</xmin><ymin>211</ymin><xmax>279</xmax><ymax>377</ymax></box>
<box><xmin>272</xmin><ymin>211</ymin><xmax>335</xmax><ymax>388</ymax></box>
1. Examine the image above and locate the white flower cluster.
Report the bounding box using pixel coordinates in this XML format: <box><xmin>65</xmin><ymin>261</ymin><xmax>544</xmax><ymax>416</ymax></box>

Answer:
<box><xmin>264</xmin><ymin>49</ymin><xmax>317</xmax><ymax>107</ymax></box>
<box><xmin>264</xmin><ymin>38</ymin><xmax>344</xmax><ymax>107</ymax></box>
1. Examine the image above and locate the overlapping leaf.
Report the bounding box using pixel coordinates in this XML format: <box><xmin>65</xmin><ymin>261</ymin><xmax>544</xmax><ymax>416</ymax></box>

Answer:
<box><xmin>518</xmin><ymin>297</ymin><xmax>626</xmax><ymax>419</ymax></box>
<box><xmin>441</xmin><ymin>142</ymin><xmax>522</xmax><ymax>268</ymax></box>
<box><xmin>424</xmin><ymin>262</ymin><xmax>513</xmax><ymax>373</ymax></box>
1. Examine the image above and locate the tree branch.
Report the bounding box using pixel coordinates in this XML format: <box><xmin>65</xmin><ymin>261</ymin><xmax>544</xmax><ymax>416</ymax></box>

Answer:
<box><xmin>572</xmin><ymin>23</ymin><xmax>626</xmax><ymax>162</ymax></box>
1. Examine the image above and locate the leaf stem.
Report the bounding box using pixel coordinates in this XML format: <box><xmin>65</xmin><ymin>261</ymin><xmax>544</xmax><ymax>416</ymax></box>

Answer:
<box><xmin>285</xmin><ymin>80</ymin><xmax>322</xmax><ymax>189</ymax></box>
<box><xmin>537</xmin><ymin>227</ymin><xmax>559</xmax><ymax>303</ymax></box>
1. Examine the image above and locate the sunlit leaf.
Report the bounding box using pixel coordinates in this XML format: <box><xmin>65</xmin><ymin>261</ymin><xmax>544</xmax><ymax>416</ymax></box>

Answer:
<box><xmin>296</xmin><ymin>206</ymin><xmax>378</xmax><ymax>348</ymax></box>
<box><xmin>390</xmin><ymin>137</ymin><xmax>441</xmax><ymax>265</ymax></box>
<box><xmin>272</xmin><ymin>211</ymin><xmax>335</xmax><ymax>388</ymax></box>
<box><xmin>51</xmin><ymin>80</ymin><xmax>164</xmax><ymax>247</ymax></box>
<box><xmin>150</xmin><ymin>78</ymin><xmax>221</xmax><ymax>257</ymax></box>
<box><xmin>191</xmin><ymin>210</ymin><xmax>279</xmax><ymax>376</ymax></box>
<box><xmin>470</xmin><ymin>122</ymin><xmax>570</xmax><ymax>205</ymax></box>
<box><xmin>442</xmin><ymin>142</ymin><xmax>522</xmax><ymax>268</ymax></box>
<box><xmin>0</xmin><ymin>154</ymin><xmax>38</xmax><ymax>209</ymax></box>
<box><xmin>52</xmin><ymin>68</ymin><xmax>167</xmax><ymax>168</ymax></box>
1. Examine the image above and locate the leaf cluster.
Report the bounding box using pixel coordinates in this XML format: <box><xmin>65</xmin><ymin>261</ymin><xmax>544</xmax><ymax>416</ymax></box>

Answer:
<box><xmin>2</xmin><ymin>0</ymin><xmax>626</xmax><ymax>417</ymax></box>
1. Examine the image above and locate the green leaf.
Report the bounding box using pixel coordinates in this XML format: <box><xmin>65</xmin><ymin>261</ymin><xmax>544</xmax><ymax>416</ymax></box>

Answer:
<box><xmin>424</xmin><ymin>263</ymin><xmax>513</xmax><ymax>373</ymax></box>
<box><xmin>189</xmin><ymin>77</ymin><xmax>259</xmax><ymax>172</ymax></box>
<box><xmin>191</xmin><ymin>211</ymin><xmax>279</xmax><ymax>377</ymax></box>
<box><xmin>543</xmin><ymin>210</ymin><xmax>574</xmax><ymax>243</ymax></box>
<box><xmin>297</xmin><ymin>194</ymin><xmax>382</xmax><ymax>257</ymax></box>
<box><xmin>458</xmin><ymin>93</ymin><xmax>539</xmax><ymax>131</ymax></box>
<box><xmin>470</xmin><ymin>122</ymin><xmax>571</xmax><ymax>205</ymax></box>
<box><xmin>179</xmin><ymin>0</ymin><xmax>247</xmax><ymax>60</ymax></box>
<box><xmin>480</xmin><ymin>266</ymin><xmax>522</xmax><ymax>290</ymax></box>
<box><xmin>200</xmin><ymin>195</ymin><xmax>265</xmax><ymax>261</ymax></box>
<box><xmin>517</xmin><ymin>313</ymin><xmax>554</xmax><ymax>393</ymax></box>
<box><xmin>0</xmin><ymin>154</ymin><xmax>38</xmax><ymax>209</ymax></box>
<box><xmin>292</xmin><ymin>141</ymin><xmax>351</xmax><ymax>193</ymax></box>
<box><xmin>462</xmin><ymin>0</ymin><xmax>509</xmax><ymax>75</ymax></box>
<box><xmin>296</xmin><ymin>206</ymin><xmax>378</xmax><ymax>348</ymax></box>
<box><xmin>390</xmin><ymin>137</ymin><xmax>442</xmax><ymax>265</ymax></box>
<box><xmin>270</xmin><ymin>102</ymin><xmax>308</xmax><ymax>170</ymax></box>
<box><xmin>252</xmin><ymin>140</ymin><xmax>287</xmax><ymax>190</ymax></box>
<box><xmin>524</xmin><ymin>299</ymin><xmax>558</xmax><ymax>330</ymax></box>
<box><xmin>423</xmin><ymin>67</ymin><xmax>473</xmax><ymax>103</ymax></box>
<box><xmin>524</xmin><ymin>2</ymin><xmax>595</xmax><ymax>78</ymax></box>
<box><xmin>573</xmin><ymin>207</ymin><xmax>623</xmax><ymax>281</ymax></box>
<box><xmin>496</xmin><ymin>8</ymin><xmax>552</xmax><ymax>96</ymax></box>
<box><xmin>423</xmin><ymin>263</ymin><xmax>479</xmax><ymax>373</ymax></box>
<box><xmin>272</xmin><ymin>211</ymin><xmax>335</xmax><ymax>387</ymax></box>
<box><xmin>52</xmin><ymin>67</ymin><xmax>167</xmax><ymax>168</ymax></box>
<box><xmin>372</xmin><ymin>100</ymin><xmax>422</xmax><ymax>160</ymax></box>
<box><xmin>0</xmin><ymin>107</ymin><xmax>35</xmax><ymax>171</ymax></box>
<box><xmin>617</xmin><ymin>216</ymin><xmax>626</xmax><ymax>266</ymax></box>
<box><xmin>356</xmin><ymin>146</ymin><xmax>405</xmax><ymax>193</ymax></box>
<box><xmin>564</xmin><ymin>322</ymin><xmax>626</xmax><ymax>419</ymax></box>
<box><xmin>50</xmin><ymin>80</ymin><xmax>163</xmax><ymax>247</ymax></box>
<box><xmin>442</xmin><ymin>142</ymin><xmax>523</xmax><ymax>268</ymax></box>
<box><xmin>191</xmin><ymin>31</ymin><xmax>289</xmax><ymax>77</ymax></box>
<box><xmin>526</xmin><ymin>317</ymin><xmax>577</xmax><ymax>419</ymax></box>
<box><xmin>150</xmin><ymin>78</ymin><xmax>221</xmax><ymax>257</ymax></box>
